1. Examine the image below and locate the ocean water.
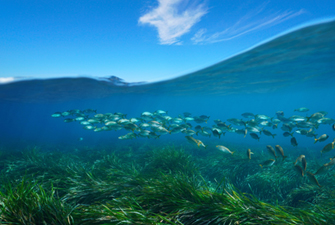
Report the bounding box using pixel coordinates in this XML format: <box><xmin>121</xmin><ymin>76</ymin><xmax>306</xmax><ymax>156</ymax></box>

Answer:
<box><xmin>0</xmin><ymin>19</ymin><xmax>335</xmax><ymax>224</ymax></box>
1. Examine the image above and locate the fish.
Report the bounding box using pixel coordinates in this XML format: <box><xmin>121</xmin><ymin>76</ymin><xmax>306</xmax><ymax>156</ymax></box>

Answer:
<box><xmin>64</xmin><ymin>118</ymin><xmax>75</xmax><ymax>123</ymax></box>
<box><xmin>266</xmin><ymin>145</ymin><xmax>277</xmax><ymax>158</ymax></box>
<box><xmin>212</xmin><ymin>128</ymin><xmax>223</xmax><ymax>138</ymax></box>
<box><xmin>294</xmin><ymin>165</ymin><xmax>304</xmax><ymax>177</ymax></box>
<box><xmin>182</xmin><ymin>129</ymin><xmax>197</xmax><ymax>136</ymax></box>
<box><xmin>276</xmin><ymin>111</ymin><xmax>284</xmax><ymax>117</ymax></box>
<box><xmin>291</xmin><ymin>137</ymin><xmax>298</xmax><ymax>146</ymax></box>
<box><xmin>324</xmin><ymin>157</ymin><xmax>335</xmax><ymax>167</ymax></box>
<box><xmin>198</xmin><ymin>130</ymin><xmax>211</xmax><ymax>137</ymax></box>
<box><xmin>51</xmin><ymin>112</ymin><xmax>62</xmax><ymax>117</ymax></box>
<box><xmin>118</xmin><ymin>132</ymin><xmax>137</xmax><ymax>140</ymax></box>
<box><xmin>94</xmin><ymin>114</ymin><xmax>105</xmax><ymax>118</ymax></box>
<box><xmin>236</xmin><ymin>129</ymin><xmax>247</xmax><ymax>138</ymax></box>
<box><xmin>295</xmin><ymin>129</ymin><xmax>308</xmax><ymax>135</ymax></box>
<box><xmin>314</xmin><ymin>134</ymin><xmax>329</xmax><ymax>143</ymax></box>
<box><xmin>307</xmin><ymin>112</ymin><xmax>324</xmax><ymax>121</ymax></box>
<box><xmin>216</xmin><ymin>145</ymin><xmax>234</xmax><ymax>154</ymax></box>
<box><xmin>296</xmin><ymin>121</ymin><xmax>317</xmax><ymax>129</ymax></box>
<box><xmin>241</xmin><ymin>112</ymin><xmax>255</xmax><ymax>118</ymax></box>
<box><xmin>333</xmin><ymin>124</ymin><xmax>335</xmax><ymax>131</ymax></box>
<box><xmin>256</xmin><ymin>114</ymin><xmax>271</xmax><ymax>121</ymax></box>
<box><xmin>247</xmin><ymin>149</ymin><xmax>254</xmax><ymax>159</ymax></box>
<box><xmin>183</xmin><ymin>112</ymin><xmax>192</xmax><ymax>117</ymax></box>
<box><xmin>75</xmin><ymin>117</ymin><xmax>86</xmax><ymax>121</ymax></box>
<box><xmin>83</xmin><ymin>125</ymin><xmax>95</xmax><ymax>130</ymax></box>
<box><xmin>247</xmin><ymin>126</ymin><xmax>262</xmax><ymax>133</ymax></box>
<box><xmin>314</xmin><ymin>165</ymin><xmax>329</xmax><ymax>176</ymax></box>
<box><xmin>170</xmin><ymin>126</ymin><xmax>186</xmax><ymax>134</ymax></box>
<box><xmin>283</xmin><ymin>132</ymin><xmax>293</xmax><ymax>137</ymax></box>
<box><xmin>294</xmin><ymin>107</ymin><xmax>309</xmax><ymax>112</ymax></box>
<box><xmin>263</xmin><ymin>129</ymin><xmax>276</xmax><ymax>138</ymax></box>
<box><xmin>80</xmin><ymin>121</ymin><xmax>91</xmax><ymax>125</ymax></box>
<box><xmin>154</xmin><ymin>110</ymin><xmax>167</xmax><ymax>114</ymax></box>
<box><xmin>275</xmin><ymin>145</ymin><xmax>287</xmax><ymax>160</ymax></box>
<box><xmin>194</xmin><ymin>117</ymin><xmax>208</xmax><ymax>124</ymax></box>
<box><xmin>227</xmin><ymin>118</ymin><xmax>245</xmax><ymax>127</ymax></box>
<box><xmin>61</xmin><ymin>111</ymin><xmax>71</xmax><ymax>117</ymax></box>
<box><xmin>250</xmin><ymin>133</ymin><xmax>260</xmax><ymax>141</ymax></box>
<box><xmin>281</xmin><ymin>123</ymin><xmax>293</xmax><ymax>132</ymax></box>
<box><xmin>83</xmin><ymin>109</ymin><xmax>97</xmax><ymax>114</ymax></box>
<box><xmin>259</xmin><ymin>159</ymin><xmax>275</xmax><ymax>169</ymax></box>
<box><xmin>321</xmin><ymin>139</ymin><xmax>335</xmax><ymax>154</ymax></box>
<box><xmin>138</xmin><ymin>129</ymin><xmax>151</xmax><ymax>138</ymax></box>
<box><xmin>317</xmin><ymin>118</ymin><xmax>335</xmax><ymax>125</ymax></box>
<box><xmin>185</xmin><ymin>136</ymin><xmax>206</xmax><ymax>148</ymax></box>
<box><xmin>148</xmin><ymin>132</ymin><xmax>160</xmax><ymax>139</ymax></box>
<box><xmin>94</xmin><ymin>127</ymin><xmax>103</xmax><ymax>132</ymax></box>
<box><xmin>289</xmin><ymin>115</ymin><xmax>306</xmax><ymax>122</ymax></box>
<box><xmin>294</xmin><ymin>155</ymin><xmax>307</xmax><ymax>171</ymax></box>
<box><xmin>306</xmin><ymin>172</ymin><xmax>321</xmax><ymax>187</ymax></box>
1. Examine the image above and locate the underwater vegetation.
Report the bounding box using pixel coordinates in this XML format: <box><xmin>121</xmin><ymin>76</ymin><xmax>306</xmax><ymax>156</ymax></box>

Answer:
<box><xmin>0</xmin><ymin>143</ymin><xmax>335</xmax><ymax>224</ymax></box>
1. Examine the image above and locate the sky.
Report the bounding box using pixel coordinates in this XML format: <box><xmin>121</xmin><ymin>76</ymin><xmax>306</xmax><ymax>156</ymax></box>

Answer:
<box><xmin>0</xmin><ymin>0</ymin><xmax>334</xmax><ymax>83</ymax></box>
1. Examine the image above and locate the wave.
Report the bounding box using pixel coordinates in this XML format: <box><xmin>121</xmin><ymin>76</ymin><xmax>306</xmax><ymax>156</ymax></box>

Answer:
<box><xmin>0</xmin><ymin>19</ymin><xmax>334</xmax><ymax>102</ymax></box>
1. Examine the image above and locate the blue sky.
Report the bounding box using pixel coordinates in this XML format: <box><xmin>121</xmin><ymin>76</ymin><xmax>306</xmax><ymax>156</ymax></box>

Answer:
<box><xmin>0</xmin><ymin>0</ymin><xmax>334</xmax><ymax>83</ymax></box>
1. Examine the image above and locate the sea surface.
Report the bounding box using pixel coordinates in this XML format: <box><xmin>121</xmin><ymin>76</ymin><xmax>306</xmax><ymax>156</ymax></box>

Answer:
<box><xmin>0</xmin><ymin>19</ymin><xmax>335</xmax><ymax>224</ymax></box>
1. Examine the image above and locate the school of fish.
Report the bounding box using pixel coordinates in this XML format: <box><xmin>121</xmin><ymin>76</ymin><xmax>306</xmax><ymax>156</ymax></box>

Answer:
<box><xmin>52</xmin><ymin>107</ymin><xmax>335</xmax><ymax>187</ymax></box>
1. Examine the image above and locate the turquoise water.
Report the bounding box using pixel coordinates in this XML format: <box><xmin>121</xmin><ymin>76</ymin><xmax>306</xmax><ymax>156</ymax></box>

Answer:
<box><xmin>0</xmin><ymin>19</ymin><xmax>334</xmax><ymax>224</ymax></box>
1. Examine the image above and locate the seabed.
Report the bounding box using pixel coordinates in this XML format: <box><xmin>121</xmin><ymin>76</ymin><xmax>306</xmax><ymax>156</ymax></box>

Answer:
<box><xmin>0</xmin><ymin>142</ymin><xmax>334</xmax><ymax>224</ymax></box>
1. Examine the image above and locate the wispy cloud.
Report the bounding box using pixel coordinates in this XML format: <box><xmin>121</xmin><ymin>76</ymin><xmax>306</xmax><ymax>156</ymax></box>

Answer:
<box><xmin>139</xmin><ymin>0</ymin><xmax>208</xmax><ymax>45</ymax></box>
<box><xmin>192</xmin><ymin>4</ymin><xmax>306</xmax><ymax>44</ymax></box>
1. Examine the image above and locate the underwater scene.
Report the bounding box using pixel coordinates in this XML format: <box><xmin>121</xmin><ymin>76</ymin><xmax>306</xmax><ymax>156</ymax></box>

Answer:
<box><xmin>1</xmin><ymin>20</ymin><xmax>335</xmax><ymax>224</ymax></box>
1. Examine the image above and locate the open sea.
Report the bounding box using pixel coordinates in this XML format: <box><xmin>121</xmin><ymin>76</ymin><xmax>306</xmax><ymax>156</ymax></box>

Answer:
<box><xmin>0</xmin><ymin>19</ymin><xmax>334</xmax><ymax>224</ymax></box>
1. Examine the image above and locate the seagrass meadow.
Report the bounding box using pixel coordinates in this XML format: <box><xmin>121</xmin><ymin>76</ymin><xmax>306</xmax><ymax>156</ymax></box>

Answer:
<box><xmin>1</xmin><ymin>20</ymin><xmax>335</xmax><ymax>224</ymax></box>
<box><xmin>0</xmin><ymin>141</ymin><xmax>334</xmax><ymax>224</ymax></box>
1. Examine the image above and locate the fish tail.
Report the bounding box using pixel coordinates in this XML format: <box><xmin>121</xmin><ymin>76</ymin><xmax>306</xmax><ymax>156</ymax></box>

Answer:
<box><xmin>283</xmin><ymin>156</ymin><xmax>288</xmax><ymax>161</ymax></box>
<box><xmin>272</xmin><ymin>134</ymin><xmax>277</xmax><ymax>138</ymax></box>
<box><xmin>231</xmin><ymin>151</ymin><xmax>235</xmax><ymax>155</ymax></box>
<box><xmin>196</xmin><ymin>132</ymin><xmax>199</xmax><ymax>136</ymax></box>
<box><xmin>314</xmin><ymin>139</ymin><xmax>318</xmax><ymax>144</ymax></box>
<box><xmin>259</xmin><ymin>164</ymin><xmax>263</xmax><ymax>169</ymax></box>
<box><xmin>290</xmin><ymin>132</ymin><xmax>293</xmax><ymax>137</ymax></box>
<box><xmin>219</xmin><ymin>133</ymin><xmax>221</xmax><ymax>139</ymax></box>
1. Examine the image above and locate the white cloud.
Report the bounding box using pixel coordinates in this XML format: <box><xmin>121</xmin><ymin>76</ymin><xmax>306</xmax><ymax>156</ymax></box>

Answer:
<box><xmin>139</xmin><ymin>0</ymin><xmax>208</xmax><ymax>45</ymax></box>
<box><xmin>0</xmin><ymin>77</ymin><xmax>15</xmax><ymax>84</ymax></box>
<box><xmin>192</xmin><ymin>4</ymin><xmax>306</xmax><ymax>44</ymax></box>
